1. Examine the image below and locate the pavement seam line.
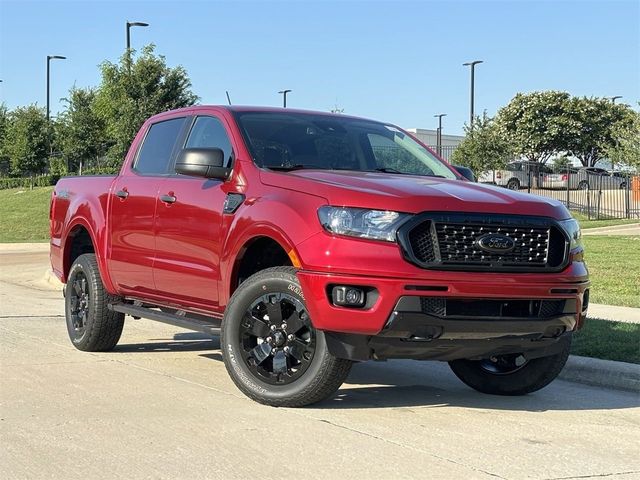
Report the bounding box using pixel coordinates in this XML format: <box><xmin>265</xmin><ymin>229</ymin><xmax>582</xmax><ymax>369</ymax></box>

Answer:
<box><xmin>543</xmin><ymin>471</ymin><xmax>640</xmax><ymax>480</ymax></box>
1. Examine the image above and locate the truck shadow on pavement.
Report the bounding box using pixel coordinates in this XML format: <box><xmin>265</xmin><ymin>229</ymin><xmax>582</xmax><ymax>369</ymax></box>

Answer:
<box><xmin>112</xmin><ymin>332</ymin><xmax>639</xmax><ymax>412</ymax></box>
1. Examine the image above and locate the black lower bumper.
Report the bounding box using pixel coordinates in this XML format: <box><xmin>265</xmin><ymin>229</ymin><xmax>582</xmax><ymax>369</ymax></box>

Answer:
<box><xmin>325</xmin><ymin>296</ymin><xmax>578</xmax><ymax>362</ymax></box>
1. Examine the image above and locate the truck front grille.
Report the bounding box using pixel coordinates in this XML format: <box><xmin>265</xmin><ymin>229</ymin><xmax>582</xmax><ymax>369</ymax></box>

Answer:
<box><xmin>398</xmin><ymin>213</ymin><xmax>569</xmax><ymax>272</ymax></box>
<box><xmin>420</xmin><ymin>297</ymin><xmax>567</xmax><ymax>318</ymax></box>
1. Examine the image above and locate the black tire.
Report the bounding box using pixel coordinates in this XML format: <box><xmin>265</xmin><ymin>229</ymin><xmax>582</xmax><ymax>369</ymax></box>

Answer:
<box><xmin>65</xmin><ymin>253</ymin><xmax>124</xmax><ymax>352</ymax></box>
<box><xmin>578</xmin><ymin>180</ymin><xmax>589</xmax><ymax>190</ymax></box>
<box><xmin>506</xmin><ymin>178</ymin><xmax>520</xmax><ymax>190</ymax></box>
<box><xmin>448</xmin><ymin>335</ymin><xmax>571</xmax><ymax>396</ymax></box>
<box><xmin>221</xmin><ymin>266</ymin><xmax>352</xmax><ymax>407</ymax></box>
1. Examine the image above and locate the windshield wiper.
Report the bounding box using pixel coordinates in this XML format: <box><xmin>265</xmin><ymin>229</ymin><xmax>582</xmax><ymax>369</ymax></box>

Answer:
<box><xmin>372</xmin><ymin>167</ymin><xmax>405</xmax><ymax>174</ymax></box>
<box><xmin>267</xmin><ymin>164</ymin><xmax>309</xmax><ymax>171</ymax></box>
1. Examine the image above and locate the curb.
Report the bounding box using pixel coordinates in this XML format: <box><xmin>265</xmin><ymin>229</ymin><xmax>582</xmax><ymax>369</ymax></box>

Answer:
<box><xmin>560</xmin><ymin>355</ymin><xmax>640</xmax><ymax>393</ymax></box>
<box><xmin>43</xmin><ymin>269</ymin><xmax>63</xmax><ymax>290</ymax></box>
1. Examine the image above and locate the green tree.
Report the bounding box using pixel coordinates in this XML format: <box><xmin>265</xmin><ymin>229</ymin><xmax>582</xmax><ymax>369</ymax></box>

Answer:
<box><xmin>56</xmin><ymin>87</ymin><xmax>107</xmax><ymax>174</ymax></box>
<box><xmin>451</xmin><ymin>112</ymin><xmax>512</xmax><ymax>176</ymax></box>
<box><xmin>3</xmin><ymin>105</ymin><xmax>49</xmax><ymax>181</ymax></box>
<box><xmin>95</xmin><ymin>45</ymin><xmax>199</xmax><ymax>169</ymax></box>
<box><xmin>566</xmin><ymin>97</ymin><xmax>635</xmax><ymax>167</ymax></box>
<box><xmin>604</xmin><ymin>108</ymin><xmax>640</xmax><ymax>170</ymax></box>
<box><xmin>496</xmin><ymin>91</ymin><xmax>572</xmax><ymax>164</ymax></box>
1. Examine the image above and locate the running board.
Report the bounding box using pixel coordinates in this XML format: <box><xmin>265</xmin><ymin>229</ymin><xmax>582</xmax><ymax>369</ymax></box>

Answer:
<box><xmin>109</xmin><ymin>303</ymin><xmax>221</xmax><ymax>336</ymax></box>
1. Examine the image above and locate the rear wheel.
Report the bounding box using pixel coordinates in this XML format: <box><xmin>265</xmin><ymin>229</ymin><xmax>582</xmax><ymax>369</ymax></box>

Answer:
<box><xmin>578</xmin><ymin>180</ymin><xmax>589</xmax><ymax>190</ymax></box>
<box><xmin>506</xmin><ymin>178</ymin><xmax>520</xmax><ymax>190</ymax></box>
<box><xmin>65</xmin><ymin>253</ymin><xmax>124</xmax><ymax>351</ymax></box>
<box><xmin>221</xmin><ymin>267</ymin><xmax>352</xmax><ymax>407</ymax></box>
<box><xmin>448</xmin><ymin>335</ymin><xmax>571</xmax><ymax>395</ymax></box>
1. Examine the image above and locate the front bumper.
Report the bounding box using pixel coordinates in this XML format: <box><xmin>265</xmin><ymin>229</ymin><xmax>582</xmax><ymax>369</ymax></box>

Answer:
<box><xmin>297</xmin><ymin>268</ymin><xmax>589</xmax><ymax>335</ymax></box>
<box><xmin>296</xmin><ymin>267</ymin><xmax>589</xmax><ymax>362</ymax></box>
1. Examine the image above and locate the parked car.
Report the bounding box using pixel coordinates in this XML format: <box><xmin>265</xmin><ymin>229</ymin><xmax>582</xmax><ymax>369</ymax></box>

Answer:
<box><xmin>478</xmin><ymin>161</ymin><xmax>551</xmax><ymax>190</ymax></box>
<box><xmin>541</xmin><ymin>167</ymin><xmax>628</xmax><ymax>190</ymax></box>
<box><xmin>50</xmin><ymin>106</ymin><xmax>589</xmax><ymax>407</ymax></box>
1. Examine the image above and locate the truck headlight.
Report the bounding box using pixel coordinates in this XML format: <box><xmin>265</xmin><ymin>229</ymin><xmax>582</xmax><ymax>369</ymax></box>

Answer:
<box><xmin>318</xmin><ymin>206</ymin><xmax>411</xmax><ymax>242</ymax></box>
<box><xmin>559</xmin><ymin>219</ymin><xmax>583</xmax><ymax>250</ymax></box>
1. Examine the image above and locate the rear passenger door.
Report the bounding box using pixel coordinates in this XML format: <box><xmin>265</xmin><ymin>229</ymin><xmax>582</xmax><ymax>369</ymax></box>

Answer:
<box><xmin>151</xmin><ymin>115</ymin><xmax>235</xmax><ymax>310</ymax></box>
<box><xmin>108</xmin><ymin>116</ymin><xmax>187</xmax><ymax>296</ymax></box>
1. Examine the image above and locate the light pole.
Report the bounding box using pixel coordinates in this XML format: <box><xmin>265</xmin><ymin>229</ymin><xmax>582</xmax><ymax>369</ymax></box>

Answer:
<box><xmin>434</xmin><ymin>114</ymin><xmax>447</xmax><ymax>157</ymax></box>
<box><xmin>126</xmin><ymin>21</ymin><xmax>149</xmax><ymax>51</ymax></box>
<box><xmin>278</xmin><ymin>89</ymin><xmax>292</xmax><ymax>108</ymax></box>
<box><xmin>463</xmin><ymin>60</ymin><xmax>483</xmax><ymax>127</ymax></box>
<box><xmin>608</xmin><ymin>95</ymin><xmax>622</xmax><ymax>104</ymax></box>
<box><xmin>46</xmin><ymin>55</ymin><xmax>66</xmax><ymax>121</ymax></box>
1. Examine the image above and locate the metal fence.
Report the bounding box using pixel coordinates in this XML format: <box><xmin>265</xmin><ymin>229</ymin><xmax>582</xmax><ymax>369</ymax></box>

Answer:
<box><xmin>427</xmin><ymin>145</ymin><xmax>457</xmax><ymax>163</ymax></box>
<box><xmin>518</xmin><ymin>165</ymin><xmax>640</xmax><ymax>219</ymax></box>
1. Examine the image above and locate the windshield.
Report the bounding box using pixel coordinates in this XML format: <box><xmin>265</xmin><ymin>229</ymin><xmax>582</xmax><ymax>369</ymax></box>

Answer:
<box><xmin>234</xmin><ymin>111</ymin><xmax>458</xmax><ymax>179</ymax></box>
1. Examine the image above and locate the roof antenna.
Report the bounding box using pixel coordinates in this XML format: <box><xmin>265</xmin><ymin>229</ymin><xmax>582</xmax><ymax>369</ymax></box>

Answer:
<box><xmin>226</xmin><ymin>91</ymin><xmax>232</xmax><ymax>105</ymax></box>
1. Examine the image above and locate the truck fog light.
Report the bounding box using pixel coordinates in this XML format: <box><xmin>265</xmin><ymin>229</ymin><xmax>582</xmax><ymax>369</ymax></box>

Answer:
<box><xmin>332</xmin><ymin>286</ymin><xmax>366</xmax><ymax>308</ymax></box>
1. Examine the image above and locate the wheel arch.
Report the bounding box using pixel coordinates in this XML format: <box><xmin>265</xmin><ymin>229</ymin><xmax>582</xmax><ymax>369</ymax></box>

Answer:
<box><xmin>222</xmin><ymin>226</ymin><xmax>301</xmax><ymax>306</ymax></box>
<box><xmin>62</xmin><ymin>219</ymin><xmax>115</xmax><ymax>293</ymax></box>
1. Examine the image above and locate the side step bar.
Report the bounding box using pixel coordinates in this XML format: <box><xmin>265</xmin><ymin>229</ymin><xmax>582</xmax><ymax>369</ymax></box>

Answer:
<box><xmin>109</xmin><ymin>303</ymin><xmax>221</xmax><ymax>336</ymax></box>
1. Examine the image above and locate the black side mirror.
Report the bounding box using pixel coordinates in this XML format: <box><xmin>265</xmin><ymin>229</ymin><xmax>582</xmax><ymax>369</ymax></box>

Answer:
<box><xmin>175</xmin><ymin>148</ymin><xmax>230</xmax><ymax>180</ymax></box>
<box><xmin>452</xmin><ymin>165</ymin><xmax>476</xmax><ymax>182</ymax></box>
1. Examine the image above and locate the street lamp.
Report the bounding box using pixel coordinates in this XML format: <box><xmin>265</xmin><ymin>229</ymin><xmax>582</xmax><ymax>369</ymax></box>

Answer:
<box><xmin>434</xmin><ymin>113</ymin><xmax>447</xmax><ymax>157</ymax></box>
<box><xmin>46</xmin><ymin>55</ymin><xmax>66</xmax><ymax>121</ymax></box>
<box><xmin>608</xmin><ymin>95</ymin><xmax>622</xmax><ymax>104</ymax></box>
<box><xmin>463</xmin><ymin>60</ymin><xmax>483</xmax><ymax>127</ymax></box>
<box><xmin>278</xmin><ymin>89</ymin><xmax>292</xmax><ymax>108</ymax></box>
<box><xmin>126</xmin><ymin>21</ymin><xmax>149</xmax><ymax>51</ymax></box>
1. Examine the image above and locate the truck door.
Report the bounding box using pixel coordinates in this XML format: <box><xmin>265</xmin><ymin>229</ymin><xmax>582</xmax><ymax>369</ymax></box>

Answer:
<box><xmin>152</xmin><ymin>115</ymin><xmax>233</xmax><ymax>309</ymax></box>
<box><xmin>107</xmin><ymin>116</ymin><xmax>188</xmax><ymax>296</ymax></box>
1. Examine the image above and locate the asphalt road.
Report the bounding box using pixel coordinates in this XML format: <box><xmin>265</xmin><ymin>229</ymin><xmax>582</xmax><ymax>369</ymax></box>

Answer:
<box><xmin>1</xmin><ymin>246</ymin><xmax>639</xmax><ymax>480</ymax></box>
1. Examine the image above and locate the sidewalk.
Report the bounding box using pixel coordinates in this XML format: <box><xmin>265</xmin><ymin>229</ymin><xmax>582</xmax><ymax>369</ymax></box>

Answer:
<box><xmin>588</xmin><ymin>303</ymin><xmax>640</xmax><ymax>324</ymax></box>
<box><xmin>582</xmin><ymin>223</ymin><xmax>640</xmax><ymax>236</ymax></box>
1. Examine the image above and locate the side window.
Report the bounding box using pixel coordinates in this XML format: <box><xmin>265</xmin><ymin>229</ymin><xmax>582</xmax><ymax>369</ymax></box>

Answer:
<box><xmin>134</xmin><ymin>117</ymin><xmax>186</xmax><ymax>175</ymax></box>
<box><xmin>185</xmin><ymin>116</ymin><xmax>234</xmax><ymax>167</ymax></box>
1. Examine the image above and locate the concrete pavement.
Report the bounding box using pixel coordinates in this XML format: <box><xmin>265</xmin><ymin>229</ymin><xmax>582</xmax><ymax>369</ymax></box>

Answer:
<box><xmin>1</xmin><ymin>246</ymin><xmax>639</xmax><ymax>479</ymax></box>
<box><xmin>582</xmin><ymin>223</ymin><xmax>640</xmax><ymax>236</ymax></box>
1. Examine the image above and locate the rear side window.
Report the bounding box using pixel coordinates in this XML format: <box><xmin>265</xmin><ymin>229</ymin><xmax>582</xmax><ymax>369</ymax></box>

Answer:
<box><xmin>134</xmin><ymin>117</ymin><xmax>186</xmax><ymax>175</ymax></box>
<box><xmin>185</xmin><ymin>116</ymin><xmax>234</xmax><ymax>167</ymax></box>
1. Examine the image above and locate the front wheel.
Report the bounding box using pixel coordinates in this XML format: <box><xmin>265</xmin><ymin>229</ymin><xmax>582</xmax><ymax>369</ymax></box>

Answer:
<box><xmin>448</xmin><ymin>335</ymin><xmax>571</xmax><ymax>396</ymax></box>
<box><xmin>221</xmin><ymin>267</ymin><xmax>352</xmax><ymax>407</ymax></box>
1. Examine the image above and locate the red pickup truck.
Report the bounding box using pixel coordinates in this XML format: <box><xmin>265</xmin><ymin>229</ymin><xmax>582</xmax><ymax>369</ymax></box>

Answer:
<box><xmin>50</xmin><ymin>106</ymin><xmax>589</xmax><ymax>406</ymax></box>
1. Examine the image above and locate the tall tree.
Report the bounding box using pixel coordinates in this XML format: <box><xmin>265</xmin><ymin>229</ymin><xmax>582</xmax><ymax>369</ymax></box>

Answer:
<box><xmin>3</xmin><ymin>105</ymin><xmax>49</xmax><ymax>179</ymax></box>
<box><xmin>95</xmin><ymin>45</ymin><xmax>199</xmax><ymax>168</ymax></box>
<box><xmin>451</xmin><ymin>112</ymin><xmax>512</xmax><ymax>176</ymax></box>
<box><xmin>566</xmin><ymin>97</ymin><xmax>635</xmax><ymax>167</ymax></box>
<box><xmin>56</xmin><ymin>87</ymin><xmax>107</xmax><ymax>174</ymax></box>
<box><xmin>604</xmin><ymin>107</ymin><xmax>640</xmax><ymax>170</ymax></box>
<box><xmin>496</xmin><ymin>91</ymin><xmax>572</xmax><ymax>164</ymax></box>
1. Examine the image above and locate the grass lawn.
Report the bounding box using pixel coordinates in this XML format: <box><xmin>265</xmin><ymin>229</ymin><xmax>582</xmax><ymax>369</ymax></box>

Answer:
<box><xmin>583</xmin><ymin>236</ymin><xmax>640</xmax><ymax>308</ymax></box>
<box><xmin>572</xmin><ymin>211</ymin><xmax>639</xmax><ymax>229</ymax></box>
<box><xmin>0</xmin><ymin>187</ymin><xmax>53</xmax><ymax>243</ymax></box>
<box><xmin>572</xmin><ymin>318</ymin><xmax>640</xmax><ymax>364</ymax></box>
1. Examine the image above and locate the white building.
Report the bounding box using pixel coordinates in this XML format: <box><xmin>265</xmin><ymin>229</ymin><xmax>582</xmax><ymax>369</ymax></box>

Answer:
<box><xmin>404</xmin><ymin>128</ymin><xmax>465</xmax><ymax>148</ymax></box>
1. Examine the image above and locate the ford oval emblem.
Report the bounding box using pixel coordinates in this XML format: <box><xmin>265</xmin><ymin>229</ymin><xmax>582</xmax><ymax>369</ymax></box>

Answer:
<box><xmin>477</xmin><ymin>233</ymin><xmax>515</xmax><ymax>254</ymax></box>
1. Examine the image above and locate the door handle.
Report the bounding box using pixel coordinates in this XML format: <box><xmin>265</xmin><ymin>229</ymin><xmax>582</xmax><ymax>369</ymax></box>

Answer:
<box><xmin>160</xmin><ymin>194</ymin><xmax>176</xmax><ymax>204</ymax></box>
<box><xmin>115</xmin><ymin>189</ymin><xmax>129</xmax><ymax>199</ymax></box>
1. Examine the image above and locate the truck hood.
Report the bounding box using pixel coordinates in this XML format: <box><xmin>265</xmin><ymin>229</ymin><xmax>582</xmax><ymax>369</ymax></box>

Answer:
<box><xmin>260</xmin><ymin>169</ymin><xmax>569</xmax><ymax>219</ymax></box>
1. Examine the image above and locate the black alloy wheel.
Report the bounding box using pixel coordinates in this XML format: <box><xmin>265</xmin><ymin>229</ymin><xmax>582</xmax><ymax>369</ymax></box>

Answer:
<box><xmin>239</xmin><ymin>292</ymin><xmax>315</xmax><ymax>385</ymax></box>
<box><xmin>478</xmin><ymin>354</ymin><xmax>528</xmax><ymax>375</ymax></box>
<box><xmin>68</xmin><ymin>271</ymin><xmax>90</xmax><ymax>336</ymax></box>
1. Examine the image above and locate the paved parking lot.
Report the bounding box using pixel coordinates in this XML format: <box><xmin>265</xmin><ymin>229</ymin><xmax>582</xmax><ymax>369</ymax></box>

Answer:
<box><xmin>1</xmin><ymin>247</ymin><xmax>639</xmax><ymax>480</ymax></box>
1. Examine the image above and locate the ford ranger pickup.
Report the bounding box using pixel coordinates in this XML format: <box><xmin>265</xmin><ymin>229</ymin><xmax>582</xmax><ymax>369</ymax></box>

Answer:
<box><xmin>50</xmin><ymin>106</ymin><xmax>589</xmax><ymax>406</ymax></box>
